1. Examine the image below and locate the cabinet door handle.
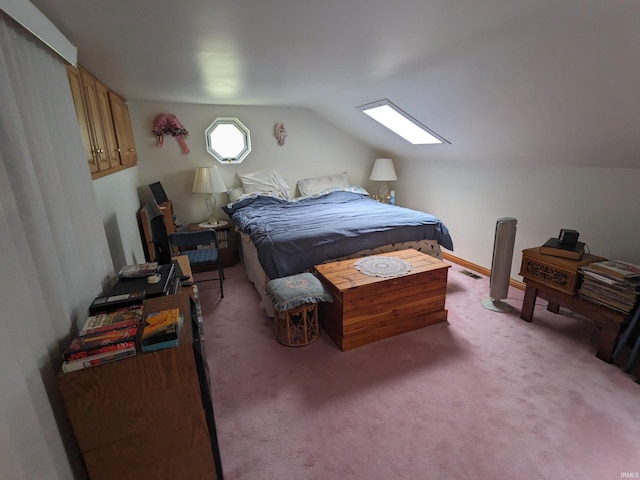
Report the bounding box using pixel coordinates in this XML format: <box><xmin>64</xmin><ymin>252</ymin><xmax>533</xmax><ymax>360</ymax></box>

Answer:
<box><xmin>128</xmin><ymin>148</ymin><xmax>134</xmax><ymax>152</ymax></box>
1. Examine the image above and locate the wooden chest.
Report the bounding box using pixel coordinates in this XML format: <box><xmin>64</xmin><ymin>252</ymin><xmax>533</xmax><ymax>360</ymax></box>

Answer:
<box><xmin>519</xmin><ymin>247</ymin><xmax>606</xmax><ymax>296</ymax></box>
<box><xmin>313</xmin><ymin>249</ymin><xmax>450</xmax><ymax>351</ymax></box>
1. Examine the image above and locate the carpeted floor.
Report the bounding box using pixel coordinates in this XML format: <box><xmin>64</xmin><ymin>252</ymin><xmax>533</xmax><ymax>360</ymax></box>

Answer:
<box><xmin>196</xmin><ymin>260</ymin><xmax>640</xmax><ymax>480</ymax></box>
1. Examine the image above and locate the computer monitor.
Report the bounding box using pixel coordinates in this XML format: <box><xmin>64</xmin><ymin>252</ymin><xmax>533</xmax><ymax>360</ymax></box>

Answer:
<box><xmin>149</xmin><ymin>181</ymin><xmax>168</xmax><ymax>205</ymax></box>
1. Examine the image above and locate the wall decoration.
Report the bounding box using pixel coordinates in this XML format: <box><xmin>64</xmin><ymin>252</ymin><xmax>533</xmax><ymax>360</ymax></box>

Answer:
<box><xmin>274</xmin><ymin>123</ymin><xmax>287</xmax><ymax>146</ymax></box>
<box><xmin>152</xmin><ymin>113</ymin><xmax>190</xmax><ymax>154</ymax></box>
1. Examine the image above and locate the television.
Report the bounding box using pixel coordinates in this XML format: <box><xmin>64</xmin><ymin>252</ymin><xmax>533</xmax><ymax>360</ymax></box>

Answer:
<box><xmin>140</xmin><ymin>200</ymin><xmax>172</xmax><ymax>264</ymax></box>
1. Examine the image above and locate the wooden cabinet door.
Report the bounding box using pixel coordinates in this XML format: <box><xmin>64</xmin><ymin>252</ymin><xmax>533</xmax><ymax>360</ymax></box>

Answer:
<box><xmin>66</xmin><ymin>66</ymin><xmax>99</xmax><ymax>173</ymax></box>
<box><xmin>94</xmin><ymin>78</ymin><xmax>119</xmax><ymax>169</ymax></box>
<box><xmin>109</xmin><ymin>92</ymin><xmax>138</xmax><ymax>167</ymax></box>
<box><xmin>79</xmin><ymin>68</ymin><xmax>111</xmax><ymax>172</ymax></box>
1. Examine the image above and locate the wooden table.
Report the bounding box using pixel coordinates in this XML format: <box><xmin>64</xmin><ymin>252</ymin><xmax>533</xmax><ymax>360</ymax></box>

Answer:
<box><xmin>520</xmin><ymin>279</ymin><xmax>629</xmax><ymax>362</ymax></box>
<box><xmin>313</xmin><ymin>249</ymin><xmax>450</xmax><ymax>351</ymax></box>
<box><xmin>519</xmin><ymin>248</ymin><xmax>628</xmax><ymax>362</ymax></box>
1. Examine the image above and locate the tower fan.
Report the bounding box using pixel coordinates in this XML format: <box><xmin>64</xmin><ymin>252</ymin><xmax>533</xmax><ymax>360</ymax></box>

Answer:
<box><xmin>481</xmin><ymin>217</ymin><xmax>517</xmax><ymax>312</ymax></box>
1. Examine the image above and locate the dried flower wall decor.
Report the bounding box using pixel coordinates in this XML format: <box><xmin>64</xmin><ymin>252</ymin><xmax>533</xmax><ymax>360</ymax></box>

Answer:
<box><xmin>152</xmin><ymin>113</ymin><xmax>190</xmax><ymax>154</ymax></box>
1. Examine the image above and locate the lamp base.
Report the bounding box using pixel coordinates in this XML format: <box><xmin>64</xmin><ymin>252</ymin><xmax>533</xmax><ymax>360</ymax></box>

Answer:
<box><xmin>379</xmin><ymin>183</ymin><xmax>389</xmax><ymax>199</ymax></box>
<box><xmin>199</xmin><ymin>219</ymin><xmax>221</xmax><ymax>228</ymax></box>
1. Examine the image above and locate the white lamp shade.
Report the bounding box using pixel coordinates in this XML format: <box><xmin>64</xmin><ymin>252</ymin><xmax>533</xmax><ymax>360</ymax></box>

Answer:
<box><xmin>192</xmin><ymin>166</ymin><xmax>227</xmax><ymax>193</ymax></box>
<box><xmin>369</xmin><ymin>158</ymin><xmax>397</xmax><ymax>182</ymax></box>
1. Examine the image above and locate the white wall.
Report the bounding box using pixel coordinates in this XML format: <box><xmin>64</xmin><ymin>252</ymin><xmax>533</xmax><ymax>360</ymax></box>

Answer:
<box><xmin>397</xmin><ymin>159</ymin><xmax>640</xmax><ymax>279</ymax></box>
<box><xmin>96</xmin><ymin>99</ymin><xmax>640</xmax><ymax>286</ymax></box>
<box><xmin>92</xmin><ymin>166</ymin><xmax>146</xmax><ymax>271</ymax></box>
<box><xmin>127</xmin><ymin>102</ymin><xmax>378</xmax><ymax>226</ymax></box>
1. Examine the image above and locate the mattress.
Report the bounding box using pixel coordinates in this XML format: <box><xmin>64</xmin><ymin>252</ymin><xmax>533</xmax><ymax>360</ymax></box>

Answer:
<box><xmin>225</xmin><ymin>190</ymin><xmax>453</xmax><ymax>280</ymax></box>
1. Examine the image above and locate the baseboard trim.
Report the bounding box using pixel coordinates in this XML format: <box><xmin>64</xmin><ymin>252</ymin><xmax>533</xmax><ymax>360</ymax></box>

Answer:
<box><xmin>442</xmin><ymin>252</ymin><xmax>525</xmax><ymax>291</ymax></box>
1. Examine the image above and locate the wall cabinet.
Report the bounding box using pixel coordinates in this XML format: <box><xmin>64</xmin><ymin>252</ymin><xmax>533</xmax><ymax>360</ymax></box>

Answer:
<box><xmin>67</xmin><ymin>65</ymin><xmax>137</xmax><ymax>179</ymax></box>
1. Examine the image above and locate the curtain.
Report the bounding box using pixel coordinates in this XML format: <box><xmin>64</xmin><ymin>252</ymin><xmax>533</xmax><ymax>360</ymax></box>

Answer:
<box><xmin>0</xmin><ymin>11</ymin><xmax>114</xmax><ymax>480</ymax></box>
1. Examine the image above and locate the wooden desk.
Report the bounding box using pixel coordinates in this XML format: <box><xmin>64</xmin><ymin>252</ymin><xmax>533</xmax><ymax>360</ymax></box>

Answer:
<box><xmin>57</xmin><ymin>291</ymin><xmax>222</xmax><ymax>479</ymax></box>
<box><xmin>519</xmin><ymin>248</ymin><xmax>628</xmax><ymax>362</ymax></box>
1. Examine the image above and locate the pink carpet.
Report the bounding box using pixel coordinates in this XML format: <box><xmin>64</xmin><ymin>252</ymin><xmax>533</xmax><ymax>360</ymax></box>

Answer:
<box><xmin>196</xmin><ymin>261</ymin><xmax>640</xmax><ymax>480</ymax></box>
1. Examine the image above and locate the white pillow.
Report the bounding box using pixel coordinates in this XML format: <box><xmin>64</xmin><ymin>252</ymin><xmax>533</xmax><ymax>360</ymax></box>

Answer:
<box><xmin>297</xmin><ymin>172</ymin><xmax>350</xmax><ymax>197</ymax></box>
<box><xmin>237</xmin><ymin>168</ymin><xmax>291</xmax><ymax>199</ymax></box>
<box><xmin>227</xmin><ymin>186</ymin><xmax>246</xmax><ymax>203</ymax></box>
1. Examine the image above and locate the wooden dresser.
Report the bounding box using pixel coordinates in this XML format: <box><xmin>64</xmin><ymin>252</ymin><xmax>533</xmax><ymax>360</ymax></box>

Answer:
<box><xmin>57</xmin><ymin>290</ymin><xmax>223</xmax><ymax>479</ymax></box>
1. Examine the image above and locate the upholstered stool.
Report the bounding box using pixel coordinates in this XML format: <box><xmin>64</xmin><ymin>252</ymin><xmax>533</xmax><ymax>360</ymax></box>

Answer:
<box><xmin>266</xmin><ymin>273</ymin><xmax>332</xmax><ymax>347</ymax></box>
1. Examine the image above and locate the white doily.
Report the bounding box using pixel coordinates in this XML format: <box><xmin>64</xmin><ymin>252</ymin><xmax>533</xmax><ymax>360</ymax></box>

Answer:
<box><xmin>354</xmin><ymin>256</ymin><xmax>412</xmax><ymax>278</ymax></box>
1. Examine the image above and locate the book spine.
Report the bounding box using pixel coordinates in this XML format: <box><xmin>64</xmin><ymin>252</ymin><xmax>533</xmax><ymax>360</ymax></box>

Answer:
<box><xmin>78</xmin><ymin>318</ymin><xmax>140</xmax><ymax>337</ymax></box>
<box><xmin>66</xmin><ymin>326</ymin><xmax>139</xmax><ymax>353</ymax></box>
<box><xmin>63</xmin><ymin>340</ymin><xmax>136</xmax><ymax>361</ymax></box>
<box><xmin>62</xmin><ymin>348</ymin><xmax>136</xmax><ymax>373</ymax></box>
<box><xmin>141</xmin><ymin>338</ymin><xmax>179</xmax><ymax>352</ymax></box>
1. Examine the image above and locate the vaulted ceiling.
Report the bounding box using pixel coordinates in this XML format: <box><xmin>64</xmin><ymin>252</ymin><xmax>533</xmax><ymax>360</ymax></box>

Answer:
<box><xmin>29</xmin><ymin>0</ymin><xmax>640</xmax><ymax>168</ymax></box>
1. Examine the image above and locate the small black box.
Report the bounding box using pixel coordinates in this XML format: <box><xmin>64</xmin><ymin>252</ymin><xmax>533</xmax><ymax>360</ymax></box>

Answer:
<box><xmin>559</xmin><ymin>228</ymin><xmax>579</xmax><ymax>247</ymax></box>
<box><xmin>89</xmin><ymin>290</ymin><xmax>145</xmax><ymax>315</ymax></box>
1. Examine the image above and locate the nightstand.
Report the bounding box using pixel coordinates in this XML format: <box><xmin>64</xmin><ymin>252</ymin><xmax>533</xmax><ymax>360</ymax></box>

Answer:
<box><xmin>188</xmin><ymin>221</ymin><xmax>237</xmax><ymax>267</ymax></box>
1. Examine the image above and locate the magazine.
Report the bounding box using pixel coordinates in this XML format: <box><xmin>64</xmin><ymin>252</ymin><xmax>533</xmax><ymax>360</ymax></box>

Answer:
<box><xmin>118</xmin><ymin>262</ymin><xmax>159</xmax><ymax>278</ymax></box>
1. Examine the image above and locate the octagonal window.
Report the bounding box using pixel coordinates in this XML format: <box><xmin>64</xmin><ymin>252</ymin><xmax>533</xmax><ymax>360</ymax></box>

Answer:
<box><xmin>205</xmin><ymin>117</ymin><xmax>251</xmax><ymax>163</ymax></box>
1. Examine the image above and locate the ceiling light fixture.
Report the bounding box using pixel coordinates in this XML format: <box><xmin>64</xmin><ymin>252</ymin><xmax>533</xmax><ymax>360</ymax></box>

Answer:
<box><xmin>357</xmin><ymin>99</ymin><xmax>449</xmax><ymax>145</ymax></box>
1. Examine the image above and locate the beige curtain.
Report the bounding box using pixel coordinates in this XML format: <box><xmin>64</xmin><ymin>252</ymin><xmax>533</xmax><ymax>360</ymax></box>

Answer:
<box><xmin>0</xmin><ymin>11</ymin><xmax>113</xmax><ymax>480</ymax></box>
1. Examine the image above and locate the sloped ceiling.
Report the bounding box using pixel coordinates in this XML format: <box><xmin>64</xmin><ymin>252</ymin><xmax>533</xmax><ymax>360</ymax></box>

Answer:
<box><xmin>28</xmin><ymin>0</ymin><xmax>640</xmax><ymax>168</ymax></box>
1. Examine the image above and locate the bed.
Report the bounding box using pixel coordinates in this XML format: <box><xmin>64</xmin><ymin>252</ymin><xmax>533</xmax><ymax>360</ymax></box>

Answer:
<box><xmin>223</xmin><ymin>181</ymin><xmax>453</xmax><ymax>317</ymax></box>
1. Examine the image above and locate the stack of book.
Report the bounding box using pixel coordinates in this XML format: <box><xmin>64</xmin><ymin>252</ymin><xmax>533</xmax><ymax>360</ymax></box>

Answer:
<box><xmin>579</xmin><ymin>260</ymin><xmax>640</xmax><ymax>314</ymax></box>
<box><xmin>61</xmin><ymin>305</ymin><xmax>144</xmax><ymax>373</ymax></box>
<box><xmin>141</xmin><ymin>307</ymin><xmax>183</xmax><ymax>352</ymax></box>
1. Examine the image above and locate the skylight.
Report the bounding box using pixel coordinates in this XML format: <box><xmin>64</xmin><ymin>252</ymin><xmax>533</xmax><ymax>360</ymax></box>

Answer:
<box><xmin>357</xmin><ymin>99</ymin><xmax>448</xmax><ymax>145</ymax></box>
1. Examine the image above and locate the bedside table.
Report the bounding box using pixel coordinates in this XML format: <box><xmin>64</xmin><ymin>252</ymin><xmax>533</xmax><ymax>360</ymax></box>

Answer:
<box><xmin>188</xmin><ymin>221</ymin><xmax>237</xmax><ymax>267</ymax></box>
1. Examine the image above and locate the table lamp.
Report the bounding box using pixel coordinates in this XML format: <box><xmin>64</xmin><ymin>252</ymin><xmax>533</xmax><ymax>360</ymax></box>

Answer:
<box><xmin>192</xmin><ymin>166</ymin><xmax>227</xmax><ymax>226</ymax></box>
<box><xmin>369</xmin><ymin>158</ymin><xmax>397</xmax><ymax>200</ymax></box>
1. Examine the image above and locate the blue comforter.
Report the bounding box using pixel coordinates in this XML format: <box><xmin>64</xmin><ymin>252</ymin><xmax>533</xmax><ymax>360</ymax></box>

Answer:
<box><xmin>224</xmin><ymin>191</ymin><xmax>454</xmax><ymax>279</ymax></box>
